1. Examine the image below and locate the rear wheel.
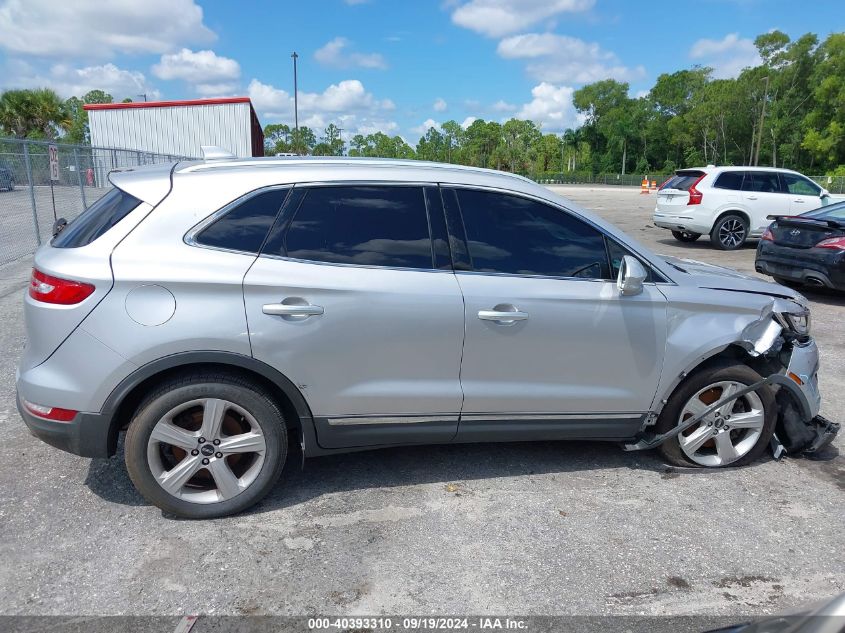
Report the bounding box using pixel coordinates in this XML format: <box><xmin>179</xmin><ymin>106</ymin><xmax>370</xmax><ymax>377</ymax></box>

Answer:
<box><xmin>671</xmin><ymin>230</ymin><xmax>701</xmax><ymax>243</ymax></box>
<box><xmin>656</xmin><ymin>362</ymin><xmax>776</xmax><ymax>468</ymax></box>
<box><xmin>710</xmin><ymin>214</ymin><xmax>748</xmax><ymax>250</ymax></box>
<box><xmin>125</xmin><ymin>373</ymin><xmax>287</xmax><ymax>519</ymax></box>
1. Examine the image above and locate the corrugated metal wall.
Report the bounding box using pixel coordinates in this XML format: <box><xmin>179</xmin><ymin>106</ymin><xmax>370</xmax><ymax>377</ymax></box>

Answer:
<box><xmin>88</xmin><ymin>102</ymin><xmax>254</xmax><ymax>158</ymax></box>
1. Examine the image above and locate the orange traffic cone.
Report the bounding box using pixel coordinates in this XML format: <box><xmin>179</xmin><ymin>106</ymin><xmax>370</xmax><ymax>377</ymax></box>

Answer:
<box><xmin>640</xmin><ymin>178</ymin><xmax>649</xmax><ymax>194</ymax></box>
<box><xmin>650</xmin><ymin>180</ymin><xmax>657</xmax><ymax>191</ymax></box>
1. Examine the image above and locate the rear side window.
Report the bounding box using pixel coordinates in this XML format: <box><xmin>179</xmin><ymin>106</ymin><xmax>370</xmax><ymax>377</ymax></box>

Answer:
<box><xmin>713</xmin><ymin>171</ymin><xmax>744</xmax><ymax>190</ymax></box>
<box><xmin>282</xmin><ymin>186</ymin><xmax>434</xmax><ymax>269</ymax></box>
<box><xmin>194</xmin><ymin>188</ymin><xmax>287</xmax><ymax>254</ymax></box>
<box><xmin>806</xmin><ymin>201</ymin><xmax>845</xmax><ymax>221</ymax></box>
<box><xmin>742</xmin><ymin>172</ymin><xmax>783</xmax><ymax>193</ymax></box>
<box><xmin>52</xmin><ymin>187</ymin><xmax>141</xmax><ymax>248</ymax></box>
<box><xmin>455</xmin><ymin>189</ymin><xmax>610</xmax><ymax>279</ymax></box>
<box><xmin>781</xmin><ymin>173</ymin><xmax>821</xmax><ymax>196</ymax></box>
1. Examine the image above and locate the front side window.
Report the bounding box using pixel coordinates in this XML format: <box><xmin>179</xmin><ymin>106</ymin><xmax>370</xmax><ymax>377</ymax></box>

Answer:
<box><xmin>52</xmin><ymin>187</ymin><xmax>141</xmax><ymax>248</ymax></box>
<box><xmin>194</xmin><ymin>188</ymin><xmax>287</xmax><ymax>254</ymax></box>
<box><xmin>742</xmin><ymin>172</ymin><xmax>783</xmax><ymax>193</ymax></box>
<box><xmin>455</xmin><ymin>189</ymin><xmax>611</xmax><ymax>279</ymax></box>
<box><xmin>781</xmin><ymin>173</ymin><xmax>821</xmax><ymax>196</ymax></box>
<box><xmin>283</xmin><ymin>186</ymin><xmax>434</xmax><ymax>269</ymax></box>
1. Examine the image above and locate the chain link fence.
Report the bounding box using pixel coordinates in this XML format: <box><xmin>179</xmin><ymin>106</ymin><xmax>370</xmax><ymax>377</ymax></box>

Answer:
<box><xmin>0</xmin><ymin>138</ymin><xmax>188</xmax><ymax>266</ymax></box>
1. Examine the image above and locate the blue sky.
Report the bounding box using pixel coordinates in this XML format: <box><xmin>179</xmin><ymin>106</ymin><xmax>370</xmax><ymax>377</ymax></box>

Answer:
<box><xmin>1</xmin><ymin>0</ymin><xmax>843</xmax><ymax>142</ymax></box>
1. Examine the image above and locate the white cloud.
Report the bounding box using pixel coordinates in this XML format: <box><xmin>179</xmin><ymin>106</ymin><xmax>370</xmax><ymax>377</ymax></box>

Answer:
<box><xmin>461</xmin><ymin>116</ymin><xmax>478</xmax><ymax>129</ymax></box>
<box><xmin>690</xmin><ymin>33</ymin><xmax>762</xmax><ymax>79</ymax></box>
<box><xmin>0</xmin><ymin>0</ymin><xmax>215</xmax><ymax>58</ymax></box>
<box><xmin>433</xmin><ymin>97</ymin><xmax>448</xmax><ymax>112</ymax></box>
<box><xmin>411</xmin><ymin>118</ymin><xmax>440</xmax><ymax>135</ymax></box>
<box><xmin>152</xmin><ymin>48</ymin><xmax>240</xmax><ymax>83</ymax></box>
<box><xmin>516</xmin><ymin>82</ymin><xmax>581</xmax><ymax>131</ymax></box>
<box><xmin>497</xmin><ymin>33</ymin><xmax>645</xmax><ymax>84</ymax></box>
<box><xmin>314</xmin><ymin>37</ymin><xmax>387</xmax><ymax>70</ymax></box>
<box><xmin>491</xmin><ymin>99</ymin><xmax>517</xmax><ymax>112</ymax></box>
<box><xmin>1</xmin><ymin>60</ymin><xmax>160</xmax><ymax>100</ymax></box>
<box><xmin>247</xmin><ymin>78</ymin><xmax>396</xmax><ymax>137</ymax></box>
<box><xmin>450</xmin><ymin>0</ymin><xmax>595</xmax><ymax>38</ymax></box>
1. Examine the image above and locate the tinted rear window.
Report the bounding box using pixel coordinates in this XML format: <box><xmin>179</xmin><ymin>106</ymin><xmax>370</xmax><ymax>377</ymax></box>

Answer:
<box><xmin>662</xmin><ymin>171</ymin><xmax>704</xmax><ymax>191</ymax></box>
<box><xmin>52</xmin><ymin>187</ymin><xmax>141</xmax><ymax>248</ymax></box>
<box><xmin>713</xmin><ymin>171</ymin><xmax>744</xmax><ymax>190</ymax></box>
<box><xmin>195</xmin><ymin>188</ymin><xmax>287</xmax><ymax>254</ymax></box>
<box><xmin>805</xmin><ymin>201</ymin><xmax>845</xmax><ymax>221</ymax></box>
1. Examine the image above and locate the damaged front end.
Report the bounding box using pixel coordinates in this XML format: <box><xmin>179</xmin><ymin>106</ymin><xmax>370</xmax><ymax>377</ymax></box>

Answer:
<box><xmin>627</xmin><ymin>296</ymin><xmax>839</xmax><ymax>457</ymax></box>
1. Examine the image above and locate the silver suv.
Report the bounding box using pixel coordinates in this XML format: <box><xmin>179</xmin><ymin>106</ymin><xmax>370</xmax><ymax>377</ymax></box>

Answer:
<box><xmin>17</xmin><ymin>155</ymin><xmax>836</xmax><ymax>518</ymax></box>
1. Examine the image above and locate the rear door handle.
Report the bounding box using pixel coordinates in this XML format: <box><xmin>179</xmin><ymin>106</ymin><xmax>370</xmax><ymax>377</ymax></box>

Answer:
<box><xmin>478</xmin><ymin>307</ymin><xmax>529</xmax><ymax>325</ymax></box>
<box><xmin>746</xmin><ymin>195</ymin><xmax>758</xmax><ymax>200</ymax></box>
<box><xmin>263</xmin><ymin>303</ymin><xmax>324</xmax><ymax>317</ymax></box>
<box><xmin>793</xmin><ymin>199</ymin><xmax>805</xmax><ymax>203</ymax></box>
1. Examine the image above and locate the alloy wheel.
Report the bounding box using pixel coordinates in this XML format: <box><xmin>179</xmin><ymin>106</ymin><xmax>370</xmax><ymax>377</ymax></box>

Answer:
<box><xmin>718</xmin><ymin>219</ymin><xmax>746</xmax><ymax>248</ymax></box>
<box><xmin>147</xmin><ymin>398</ymin><xmax>267</xmax><ymax>504</ymax></box>
<box><xmin>677</xmin><ymin>381</ymin><xmax>765</xmax><ymax>466</ymax></box>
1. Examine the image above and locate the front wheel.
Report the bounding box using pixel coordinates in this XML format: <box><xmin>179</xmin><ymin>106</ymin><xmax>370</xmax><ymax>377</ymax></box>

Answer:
<box><xmin>671</xmin><ymin>230</ymin><xmax>701</xmax><ymax>243</ymax></box>
<box><xmin>656</xmin><ymin>362</ymin><xmax>776</xmax><ymax>468</ymax></box>
<box><xmin>710</xmin><ymin>214</ymin><xmax>749</xmax><ymax>250</ymax></box>
<box><xmin>125</xmin><ymin>373</ymin><xmax>287</xmax><ymax>519</ymax></box>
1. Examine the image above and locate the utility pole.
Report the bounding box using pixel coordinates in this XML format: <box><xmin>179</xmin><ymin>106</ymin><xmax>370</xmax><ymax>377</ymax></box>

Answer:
<box><xmin>291</xmin><ymin>51</ymin><xmax>299</xmax><ymax>153</ymax></box>
<box><xmin>754</xmin><ymin>75</ymin><xmax>769</xmax><ymax>166</ymax></box>
<box><xmin>336</xmin><ymin>125</ymin><xmax>344</xmax><ymax>156</ymax></box>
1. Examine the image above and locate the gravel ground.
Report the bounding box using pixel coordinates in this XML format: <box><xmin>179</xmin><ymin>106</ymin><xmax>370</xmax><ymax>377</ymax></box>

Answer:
<box><xmin>0</xmin><ymin>185</ymin><xmax>841</xmax><ymax>620</ymax></box>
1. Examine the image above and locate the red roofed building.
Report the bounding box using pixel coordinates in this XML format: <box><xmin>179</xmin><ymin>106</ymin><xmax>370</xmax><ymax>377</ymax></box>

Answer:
<box><xmin>84</xmin><ymin>97</ymin><xmax>264</xmax><ymax>158</ymax></box>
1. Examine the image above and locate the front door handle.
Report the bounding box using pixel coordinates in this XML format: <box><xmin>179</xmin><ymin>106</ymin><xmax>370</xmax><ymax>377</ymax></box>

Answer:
<box><xmin>793</xmin><ymin>199</ymin><xmax>805</xmax><ymax>203</ymax></box>
<box><xmin>263</xmin><ymin>303</ymin><xmax>324</xmax><ymax>317</ymax></box>
<box><xmin>746</xmin><ymin>195</ymin><xmax>758</xmax><ymax>200</ymax></box>
<box><xmin>478</xmin><ymin>306</ymin><xmax>529</xmax><ymax>325</ymax></box>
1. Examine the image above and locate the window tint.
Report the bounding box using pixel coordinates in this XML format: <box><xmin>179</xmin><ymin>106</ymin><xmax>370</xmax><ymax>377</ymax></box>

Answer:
<box><xmin>661</xmin><ymin>171</ymin><xmax>704</xmax><ymax>191</ymax></box>
<box><xmin>714</xmin><ymin>171</ymin><xmax>744</xmax><ymax>190</ymax></box>
<box><xmin>806</xmin><ymin>200</ymin><xmax>845</xmax><ymax>221</ymax></box>
<box><xmin>456</xmin><ymin>189</ymin><xmax>610</xmax><ymax>279</ymax></box>
<box><xmin>283</xmin><ymin>186</ymin><xmax>433</xmax><ymax>269</ymax></box>
<box><xmin>742</xmin><ymin>172</ymin><xmax>783</xmax><ymax>193</ymax></box>
<box><xmin>52</xmin><ymin>187</ymin><xmax>141</xmax><ymax>248</ymax></box>
<box><xmin>195</xmin><ymin>188</ymin><xmax>287</xmax><ymax>253</ymax></box>
<box><xmin>781</xmin><ymin>173</ymin><xmax>821</xmax><ymax>196</ymax></box>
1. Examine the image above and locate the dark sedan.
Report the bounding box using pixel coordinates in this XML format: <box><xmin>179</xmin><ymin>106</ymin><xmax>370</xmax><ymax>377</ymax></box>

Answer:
<box><xmin>756</xmin><ymin>200</ymin><xmax>845</xmax><ymax>291</ymax></box>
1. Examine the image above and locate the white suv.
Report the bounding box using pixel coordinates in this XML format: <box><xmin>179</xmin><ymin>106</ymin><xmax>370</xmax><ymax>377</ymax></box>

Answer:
<box><xmin>653</xmin><ymin>167</ymin><xmax>830</xmax><ymax>250</ymax></box>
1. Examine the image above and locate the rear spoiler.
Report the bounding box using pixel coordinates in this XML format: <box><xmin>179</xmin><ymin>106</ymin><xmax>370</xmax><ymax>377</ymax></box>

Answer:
<box><xmin>108</xmin><ymin>162</ymin><xmax>176</xmax><ymax>207</ymax></box>
<box><xmin>766</xmin><ymin>215</ymin><xmax>844</xmax><ymax>229</ymax></box>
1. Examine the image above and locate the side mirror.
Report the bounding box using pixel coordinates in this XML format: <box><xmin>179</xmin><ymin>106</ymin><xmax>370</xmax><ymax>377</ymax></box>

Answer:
<box><xmin>617</xmin><ymin>255</ymin><xmax>647</xmax><ymax>296</ymax></box>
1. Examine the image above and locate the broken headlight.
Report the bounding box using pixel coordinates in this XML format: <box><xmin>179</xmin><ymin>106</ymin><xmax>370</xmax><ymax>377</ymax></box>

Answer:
<box><xmin>775</xmin><ymin>309</ymin><xmax>811</xmax><ymax>337</ymax></box>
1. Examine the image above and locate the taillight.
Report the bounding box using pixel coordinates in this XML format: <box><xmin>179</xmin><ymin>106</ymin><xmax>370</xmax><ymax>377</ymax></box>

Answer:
<box><xmin>761</xmin><ymin>228</ymin><xmax>775</xmax><ymax>241</ymax></box>
<box><xmin>815</xmin><ymin>236</ymin><xmax>845</xmax><ymax>250</ymax></box>
<box><xmin>28</xmin><ymin>268</ymin><xmax>95</xmax><ymax>305</ymax></box>
<box><xmin>687</xmin><ymin>174</ymin><xmax>706</xmax><ymax>205</ymax></box>
<box><xmin>22</xmin><ymin>399</ymin><xmax>78</xmax><ymax>422</ymax></box>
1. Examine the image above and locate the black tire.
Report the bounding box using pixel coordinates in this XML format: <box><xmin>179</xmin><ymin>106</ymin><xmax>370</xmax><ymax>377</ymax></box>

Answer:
<box><xmin>671</xmin><ymin>230</ymin><xmax>701</xmax><ymax>243</ymax></box>
<box><xmin>656</xmin><ymin>361</ymin><xmax>776</xmax><ymax>468</ymax></box>
<box><xmin>710</xmin><ymin>214</ymin><xmax>749</xmax><ymax>250</ymax></box>
<box><xmin>125</xmin><ymin>372</ymin><xmax>287</xmax><ymax>519</ymax></box>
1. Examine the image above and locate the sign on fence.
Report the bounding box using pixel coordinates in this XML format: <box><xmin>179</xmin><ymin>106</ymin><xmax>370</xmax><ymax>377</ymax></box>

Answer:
<box><xmin>48</xmin><ymin>144</ymin><xmax>60</xmax><ymax>181</ymax></box>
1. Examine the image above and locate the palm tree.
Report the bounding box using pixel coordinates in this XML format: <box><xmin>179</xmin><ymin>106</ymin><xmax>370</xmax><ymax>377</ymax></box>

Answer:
<box><xmin>0</xmin><ymin>88</ymin><xmax>70</xmax><ymax>139</ymax></box>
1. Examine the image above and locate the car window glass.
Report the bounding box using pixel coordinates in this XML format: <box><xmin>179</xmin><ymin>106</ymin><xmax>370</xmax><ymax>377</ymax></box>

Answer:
<box><xmin>283</xmin><ymin>186</ymin><xmax>433</xmax><ymax>269</ymax></box>
<box><xmin>742</xmin><ymin>172</ymin><xmax>782</xmax><ymax>193</ymax></box>
<box><xmin>806</xmin><ymin>201</ymin><xmax>845</xmax><ymax>221</ymax></box>
<box><xmin>52</xmin><ymin>187</ymin><xmax>141</xmax><ymax>248</ymax></box>
<box><xmin>455</xmin><ymin>189</ymin><xmax>611</xmax><ymax>279</ymax></box>
<box><xmin>662</xmin><ymin>172</ymin><xmax>703</xmax><ymax>191</ymax></box>
<box><xmin>195</xmin><ymin>188</ymin><xmax>287</xmax><ymax>254</ymax></box>
<box><xmin>781</xmin><ymin>173</ymin><xmax>821</xmax><ymax>196</ymax></box>
<box><xmin>714</xmin><ymin>171</ymin><xmax>743</xmax><ymax>190</ymax></box>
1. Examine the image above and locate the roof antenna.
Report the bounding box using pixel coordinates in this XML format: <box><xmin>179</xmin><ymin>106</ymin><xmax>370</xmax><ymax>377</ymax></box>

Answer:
<box><xmin>201</xmin><ymin>146</ymin><xmax>236</xmax><ymax>161</ymax></box>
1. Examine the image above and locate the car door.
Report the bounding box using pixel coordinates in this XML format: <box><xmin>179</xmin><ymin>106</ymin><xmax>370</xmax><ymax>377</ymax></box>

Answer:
<box><xmin>780</xmin><ymin>173</ymin><xmax>823</xmax><ymax>214</ymax></box>
<box><xmin>243</xmin><ymin>184</ymin><xmax>464</xmax><ymax>449</ymax></box>
<box><xmin>741</xmin><ymin>171</ymin><xmax>790</xmax><ymax>232</ymax></box>
<box><xmin>443</xmin><ymin>187</ymin><xmax>668</xmax><ymax>441</ymax></box>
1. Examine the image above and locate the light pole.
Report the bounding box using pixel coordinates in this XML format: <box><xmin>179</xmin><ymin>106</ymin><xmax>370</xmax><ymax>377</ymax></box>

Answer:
<box><xmin>336</xmin><ymin>126</ymin><xmax>344</xmax><ymax>156</ymax></box>
<box><xmin>291</xmin><ymin>51</ymin><xmax>299</xmax><ymax>153</ymax></box>
<box><xmin>754</xmin><ymin>75</ymin><xmax>769</xmax><ymax>166</ymax></box>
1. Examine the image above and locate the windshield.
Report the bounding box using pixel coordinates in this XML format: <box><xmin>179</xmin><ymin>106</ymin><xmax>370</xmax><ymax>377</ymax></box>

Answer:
<box><xmin>661</xmin><ymin>170</ymin><xmax>705</xmax><ymax>191</ymax></box>
<box><xmin>52</xmin><ymin>187</ymin><xmax>142</xmax><ymax>248</ymax></box>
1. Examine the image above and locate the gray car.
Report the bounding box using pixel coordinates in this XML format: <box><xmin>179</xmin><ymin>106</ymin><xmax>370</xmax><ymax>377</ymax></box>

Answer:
<box><xmin>16</xmin><ymin>153</ymin><xmax>836</xmax><ymax>518</ymax></box>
